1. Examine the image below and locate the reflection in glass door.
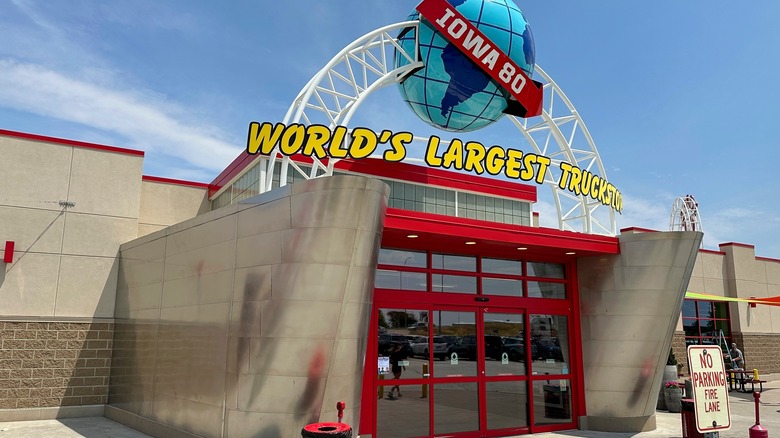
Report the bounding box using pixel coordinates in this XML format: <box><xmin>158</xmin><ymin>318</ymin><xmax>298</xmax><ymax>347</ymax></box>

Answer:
<box><xmin>431</xmin><ymin>310</ymin><xmax>479</xmax><ymax>436</ymax></box>
<box><xmin>530</xmin><ymin>314</ymin><xmax>573</xmax><ymax>426</ymax></box>
<box><xmin>376</xmin><ymin>307</ymin><xmax>430</xmax><ymax>438</ymax></box>
<box><xmin>484</xmin><ymin>310</ymin><xmax>528</xmax><ymax>433</ymax></box>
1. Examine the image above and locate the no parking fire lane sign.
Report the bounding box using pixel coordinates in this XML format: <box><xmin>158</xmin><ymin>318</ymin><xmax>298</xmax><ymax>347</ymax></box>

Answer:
<box><xmin>687</xmin><ymin>345</ymin><xmax>731</xmax><ymax>433</ymax></box>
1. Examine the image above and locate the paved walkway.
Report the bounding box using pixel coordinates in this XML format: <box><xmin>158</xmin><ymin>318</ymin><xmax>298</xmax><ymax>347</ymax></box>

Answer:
<box><xmin>1</xmin><ymin>375</ymin><xmax>778</xmax><ymax>437</ymax></box>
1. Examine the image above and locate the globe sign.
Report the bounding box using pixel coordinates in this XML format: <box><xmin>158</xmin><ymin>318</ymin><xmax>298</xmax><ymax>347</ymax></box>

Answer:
<box><xmin>395</xmin><ymin>0</ymin><xmax>536</xmax><ymax>132</ymax></box>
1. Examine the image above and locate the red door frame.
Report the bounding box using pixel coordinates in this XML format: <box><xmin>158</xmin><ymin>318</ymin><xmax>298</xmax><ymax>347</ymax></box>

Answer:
<box><xmin>360</xmin><ymin>263</ymin><xmax>582</xmax><ymax>437</ymax></box>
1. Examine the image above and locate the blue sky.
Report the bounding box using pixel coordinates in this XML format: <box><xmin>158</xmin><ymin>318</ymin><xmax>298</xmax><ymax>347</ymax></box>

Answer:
<box><xmin>2</xmin><ymin>0</ymin><xmax>779</xmax><ymax>257</ymax></box>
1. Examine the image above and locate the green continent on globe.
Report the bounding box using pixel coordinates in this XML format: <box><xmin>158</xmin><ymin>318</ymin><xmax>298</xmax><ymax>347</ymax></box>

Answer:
<box><xmin>395</xmin><ymin>0</ymin><xmax>535</xmax><ymax>132</ymax></box>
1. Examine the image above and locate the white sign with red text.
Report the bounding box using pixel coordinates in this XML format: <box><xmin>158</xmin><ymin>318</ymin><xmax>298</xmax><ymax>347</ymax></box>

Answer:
<box><xmin>687</xmin><ymin>345</ymin><xmax>731</xmax><ymax>433</ymax></box>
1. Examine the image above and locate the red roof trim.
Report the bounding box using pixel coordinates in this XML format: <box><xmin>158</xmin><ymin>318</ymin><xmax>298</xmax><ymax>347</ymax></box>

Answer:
<box><xmin>142</xmin><ymin>175</ymin><xmax>209</xmax><ymax>189</ymax></box>
<box><xmin>756</xmin><ymin>256</ymin><xmax>780</xmax><ymax>263</ymax></box>
<box><xmin>208</xmin><ymin>151</ymin><xmax>259</xmax><ymax>197</ymax></box>
<box><xmin>718</xmin><ymin>242</ymin><xmax>755</xmax><ymax>249</ymax></box>
<box><xmin>208</xmin><ymin>151</ymin><xmax>538</xmax><ymax>201</ymax></box>
<box><xmin>0</xmin><ymin>129</ymin><xmax>145</xmax><ymax>157</ymax></box>
<box><xmin>698</xmin><ymin>249</ymin><xmax>725</xmax><ymax>256</ymax></box>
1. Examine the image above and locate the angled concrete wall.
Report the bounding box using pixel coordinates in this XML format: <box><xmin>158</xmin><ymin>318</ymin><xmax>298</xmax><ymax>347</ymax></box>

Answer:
<box><xmin>109</xmin><ymin>175</ymin><xmax>389</xmax><ymax>438</ymax></box>
<box><xmin>577</xmin><ymin>230</ymin><xmax>702</xmax><ymax>432</ymax></box>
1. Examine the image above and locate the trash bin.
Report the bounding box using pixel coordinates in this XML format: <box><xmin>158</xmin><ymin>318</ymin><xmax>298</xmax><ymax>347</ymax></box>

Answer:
<box><xmin>301</xmin><ymin>422</ymin><xmax>352</xmax><ymax>438</ymax></box>
<box><xmin>680</xmin><ymin>398</ymin><xmax>703</xmax><ymax>438</ymax></box>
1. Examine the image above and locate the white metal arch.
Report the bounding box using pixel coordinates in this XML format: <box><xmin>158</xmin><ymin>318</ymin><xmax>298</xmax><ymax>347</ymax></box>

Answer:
<box><xmin>670</xmin><ymin>195</ymin><xmax>702</xmax><ymax>232</ymax></box>
<box><xmin>257</xmin><ymin>20</ymin><xmax>617</xmax><ymax>236</ymax></box>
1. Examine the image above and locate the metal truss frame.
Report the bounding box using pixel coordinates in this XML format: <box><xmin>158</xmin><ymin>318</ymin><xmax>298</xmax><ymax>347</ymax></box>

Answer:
<box><xmin>670</xmin><ymin>195</ymin><xmax>702</xmax><ymax>232</ymax></box>
<box><xmin>257</xmin><ymin>21</ymin><xmax>617</xmax><ymax>236</ymax></box>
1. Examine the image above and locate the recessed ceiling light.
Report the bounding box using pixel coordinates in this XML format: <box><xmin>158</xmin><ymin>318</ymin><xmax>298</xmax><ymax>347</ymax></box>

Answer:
<box><xmin>407</xmin><ymin>234</ymin><xmax>418</xmax><ymax>239</ymax></box>
<box><xmin>566</xmin><ymin>252</ymin><xmax>576</xmax><ymax>255</ymax></box>
<box><xmin>465</xmin><ymin>241</ymin><xmax>476</xmax><ymax>245</ymax></box>
<box><xmin>517</xmin><ymin>247</ymin><xmax>527</xmax><ymax>250</ymax></box>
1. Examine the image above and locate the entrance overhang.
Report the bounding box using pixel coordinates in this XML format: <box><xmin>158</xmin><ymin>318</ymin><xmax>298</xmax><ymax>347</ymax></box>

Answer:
<box><xmin>383</xmin><ymin>209</ymin><xmax>620</xmax><ymax>261</ymax></box>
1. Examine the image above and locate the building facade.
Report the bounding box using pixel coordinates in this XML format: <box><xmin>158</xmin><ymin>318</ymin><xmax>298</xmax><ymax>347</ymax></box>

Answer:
<box><xmin>1</xmin><ymin>129</ymin><xmax>778</xmax><ymax>437</ymax></box>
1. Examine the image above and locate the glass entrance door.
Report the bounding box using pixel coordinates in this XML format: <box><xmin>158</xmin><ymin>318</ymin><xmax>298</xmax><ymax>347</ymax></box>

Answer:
<box><xmin>375</xmin><ymin>306</ymin><xmax>481</xmax><ymax>438</ymax></box>
<box><xmin>374</xmin><ymin>306</ymin><xmax>536</xmax><ymax>437</ymax></box>
<box><xmin>483</xmin><ymin>310</ymin><xmax>528</xmax><ymax>435</ymax></box>
<box><xmin>365</xmin><ymin>248</ymin><xmax>579</xmax><ymax>437</ymax></box>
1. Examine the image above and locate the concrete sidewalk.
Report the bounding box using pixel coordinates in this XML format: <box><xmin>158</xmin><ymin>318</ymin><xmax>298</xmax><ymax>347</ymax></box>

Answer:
<box><xmin>1</xmin><ymin>375</ymin><xmax>778</xmax><ymax>437</ymax></box>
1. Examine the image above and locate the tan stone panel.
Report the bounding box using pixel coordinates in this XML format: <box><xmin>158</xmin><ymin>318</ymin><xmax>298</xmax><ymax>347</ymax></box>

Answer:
<box><xmin>260</xmin><ymin>299</ymin><xmax>341</xmax><ymax>340</ymax></box>
<box><xmin>329</xmin><ymin>338</ymin><xmax>365</xmax><ymax>377</ymax></box>
<box><xmin>61</xmin><ymin>212</ymin><xmax>139</xmax><ymax>257</ymax></box>
<box><xmin>165</xmin><ymin>213</ymin><xmax>236</xmax><ymax>257</ymax></box>
<box><xmin>700</xmin><ymin>251</ymin><xmax>726</xmax><ymax>281</ymax></box>
<box><xmin>247</xmin><ymin>337</ymin><xmax>334</xmax><ymax>377</ymax></box>
<box><xmin>235</xmin><ymin>373</ymin><xmax>324</xmax><ymax>414</ymax></box>
<box><xmin>586</xmin><ymin>315</ymin><xmax>673</xmax><ymax>342</ymax></box>
<box><xmin>613</xmin><ymin>266</ymin><xmax>682</xmax><ymax>291</ymax></box>
<box><xmin>343</xmin><ymin>266</ymin><xmax>376</xmax><ymax>304</ymax></box>
<box><xmin>236</xmin><ymin>197</ymin><xmax>292</xmax><ymax>238</ymax></box>
<box><xmin>54</xmin><ymin>256</ymin><xmax>118</xmax><ymax>318</ymax></box>
<box><xmin>224</xmin><ymin>409</ymin><xmax>296</xmax><ymax>438</ymax></box>
<box><xmin>136</xmin><ymin>223</ymin><xmax>166</xmax><ymax>238</ymax></box>
<box><xmin>336</xmin><ymin>302</ymin><xmax>371</xmax><ymax>339</ymax></box>
<box><xmin>235</xmin><ymin>231</ymin><xmax>282</xmax><ymax>268</ymax></box>
<box><xmin>0</xmin><ymin>137</ymin><xmax>72</xmax><ymax>211</ymax></box>
<box><xmin>270</xmin><ymin>263</ymin><xmax>349</xmax><ymax>301</ymax></box>
<box><xmin>585</xmin><ymin>389</ymin><xmax>649</xmax><ymax>415</ymax></box>
<box><xmin>764</xmin><ymin>260</ymin><xmax>780</xmax><ymax>285</ymax></box>
<box><xmin>0</xmin><ymin>253</ymin><xmax>59</xmax><ymax>316</ymax></box>
<box><xmin>702</xmin><ymin>277</ymin><xmax>727</xmax><ymax>296</ymax></box>
<box><xmin>280</xmin><ymin>227</ymin><xmax>357</xmax><ymax>265</ymax></box>
<box><xmin>596</xmin><ymin>290</ymin><xmax>680</xmax><ymax>316</ymax></box>
<box><xmin>161</xmin><ymin>269</ymin><xmax>233</xmax><ymax>308</ymax></box>
<box><xmin>319</xmin><ymin>373</ymin><xmax>363</xmax><ymax>424</ymax></box>
<box><xmin>232</xmin><ymin>266</ymin><xmax>272</xmax><ymax>302</ymax></box>
<box><xmin>159</xmin><ymin>302</ymin><xmax>230</xmax><ymax>327</ymax></box>
<box><xmin>0</xmin><ymin>206</ymin><xmax>66</xmax><ymax>254</ymax></box>
<box><xmin>138</xmin><ymin>180</ymin><xmax>208</xmax><ymax>228</ymax></box>
<box><xmin>117</xmin><ymin>282</ymin><xmax>163</xmax><ymax>315</ymax></box>
<box><xmin>162</xmin><ymin>240</ymin><xmax>236</xmax><ymax>282</ymax></box>
<box><xmin>290</xmin><ymin>188</ymin><xmax>367</xmax><ymax>230</ymax></box>
<box><xmin>66</xmin><ymin>148</ymin><xmax>143</xmax><ymax>218</ymax></box>
<box><xmin>229</xmin><ymin>301</ymin><xmax>263</xmax><ymax>338</ymax></box>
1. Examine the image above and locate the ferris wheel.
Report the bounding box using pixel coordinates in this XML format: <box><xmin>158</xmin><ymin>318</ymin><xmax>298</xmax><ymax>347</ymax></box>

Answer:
<box><xmin>670</xmin><ymin>194</ymin><xmax>702</xmax><ymax>232</ymax></box>
<box><xmin>255</xmin><ymin>20</ymin><xmax>617</xmax><ymax>236</ymax></box>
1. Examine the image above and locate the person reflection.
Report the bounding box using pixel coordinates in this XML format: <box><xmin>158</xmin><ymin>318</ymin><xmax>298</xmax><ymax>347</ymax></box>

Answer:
<box><xmin>388</xmin><ymin>343</ymin><xmax>406</xmax><ymax>399</ymax></box>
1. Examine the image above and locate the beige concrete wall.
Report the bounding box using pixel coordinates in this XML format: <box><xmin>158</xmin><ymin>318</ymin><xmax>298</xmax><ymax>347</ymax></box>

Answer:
<box><xmin>675</xmin><ymin>242</ymin><xmax>780</xmax><ymax>373</ymax></box>
<box><xmin>137</xmin><ymin>180</ymin><xmax>209</xmax><ymax>237</ymax></box>
<box><xmin>719</xmin><ymin>243</ymin><xmax>780</xmax><ymax>334</ymax></box>
<box><xmin>577</xmin><ymin>230</ymin><xmax>703</xmax><ymax>433</ymax></box>
<box><xmin>110</xmin><ymin>175</ymin><xmax>389</xmax><ymax>438</ymax></box>
<box><xmin>0</xmin><ymin>134</ymin><xmax>143</xmax><ymax>318</ymax></box>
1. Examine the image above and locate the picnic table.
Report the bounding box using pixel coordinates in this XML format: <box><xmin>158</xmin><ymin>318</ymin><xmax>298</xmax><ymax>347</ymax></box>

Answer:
<box><xmin>726</xmin><ymin>369</ymin><xmax>765</xmax><ymax>393</ymax></box>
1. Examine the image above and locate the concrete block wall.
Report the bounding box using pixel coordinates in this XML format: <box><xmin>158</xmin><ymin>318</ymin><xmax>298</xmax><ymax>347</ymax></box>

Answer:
<box><xmin>0</xmin><ymin>321</ymin><xmax>113</xmax><ymax>418</ymax></box>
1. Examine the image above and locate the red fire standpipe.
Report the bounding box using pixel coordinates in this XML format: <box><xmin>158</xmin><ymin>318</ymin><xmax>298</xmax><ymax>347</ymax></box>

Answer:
<box><xmin>749</xmin><ymin>391</ymin><xmax>768</xmax><ymax>438</ymax></box>
<box><xmin>336</xmin><ymin>401</ymin><xmax>345</xmax><ymax>423</ymax></box>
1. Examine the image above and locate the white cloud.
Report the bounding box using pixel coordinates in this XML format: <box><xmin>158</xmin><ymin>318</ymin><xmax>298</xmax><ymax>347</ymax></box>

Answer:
<box><xmin>0</xmin><ymin>60</ymin><xmax>240</xmax><ymax>172</ymax></box>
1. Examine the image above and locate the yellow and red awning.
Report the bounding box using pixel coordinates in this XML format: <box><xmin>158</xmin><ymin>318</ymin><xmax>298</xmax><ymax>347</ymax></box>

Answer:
<box><xmin>685</xmin><ymin>291</ymin><xmax>780</xmax><ymax>306</ymax></box>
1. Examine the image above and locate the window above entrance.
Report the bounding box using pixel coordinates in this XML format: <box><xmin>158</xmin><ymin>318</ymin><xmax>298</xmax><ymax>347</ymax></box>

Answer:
<box><xmin>376</xmin><ymin>248</ymin><xmax>568</xmax><ymax>299</ymax></box>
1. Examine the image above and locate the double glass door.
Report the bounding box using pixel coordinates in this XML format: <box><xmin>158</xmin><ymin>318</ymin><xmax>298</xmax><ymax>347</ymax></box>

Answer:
<box><xmin>373</xmin><ymin>304</ymin><xmax>573</xmax><ymax>437</ymax></box>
